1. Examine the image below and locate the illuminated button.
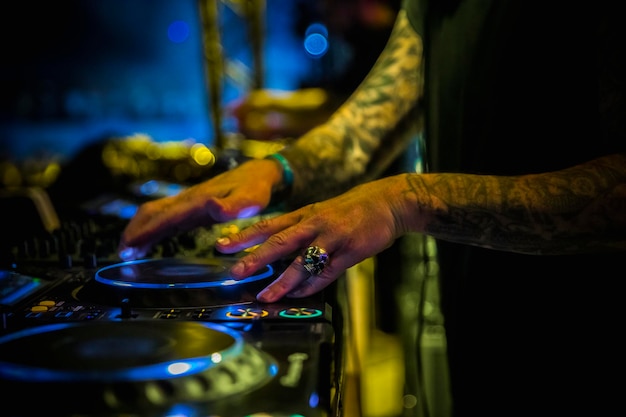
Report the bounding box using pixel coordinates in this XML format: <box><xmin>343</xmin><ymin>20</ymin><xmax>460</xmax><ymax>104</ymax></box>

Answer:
<box><xmin>192</xmin><ymin>308</ymin><xmax>213</xmax><ymax>319</ymax></box>
<box><xmin>39</xmin><ymin>300</ymin><xmax>56</xmax><ymax>307</ymax></box>
<box><xmin>279</xmin><ymin>307</ymin><xmax>323</xmax><ymax>319</ymax></box>
<box><xmin>221</xmin><ymin>224</ymin><xmax>240</xmax><ymax>236</ymax></box>
<box><xmin>159</xmin><ymin>309</ymin><xmax>181</xmax><ymax>319</ymax></box>
<box><xmin>31</xmin><ymin>305</ymin><xmax>49</xmax><ymax>312</ymax></box>
<box><xmin>83</xmin><ymin>311</ymin><xmax>102</xmax><ymax>320</ymax></box>
<box><xmin>226</xmin><ymin>308</ymin><xmax>268</xmax><ymax>319</ymax></box>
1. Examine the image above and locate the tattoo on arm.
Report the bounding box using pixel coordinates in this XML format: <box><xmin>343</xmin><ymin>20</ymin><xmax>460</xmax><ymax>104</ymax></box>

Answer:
<box><xmin>284</xmin><ymin>10</ymin><xmax>423</xmax><ymax>205</ymax></box>
<box><xmin>406</xmin><ymin>154</ymin><xmax>626</xmax><ymax>254</ymax></box>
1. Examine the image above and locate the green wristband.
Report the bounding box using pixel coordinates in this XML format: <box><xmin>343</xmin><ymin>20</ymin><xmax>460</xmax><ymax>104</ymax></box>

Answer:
<box><xmin>266</xmin><ymin>153</ymin><xmax>294</xmax><ymax>189</ymax></box>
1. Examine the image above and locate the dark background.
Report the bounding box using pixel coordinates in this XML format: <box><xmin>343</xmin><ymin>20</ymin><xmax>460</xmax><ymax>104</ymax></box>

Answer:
<box><xmin>0</xmin><ymin>0</ymin><xmax>399</xmax><ymax>166</ymax></box>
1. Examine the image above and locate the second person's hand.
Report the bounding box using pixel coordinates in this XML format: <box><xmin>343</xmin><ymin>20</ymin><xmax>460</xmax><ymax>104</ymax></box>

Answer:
<box><xmin>117</xmin><ymin>158</ymin><xmax>283</xmax><ymax>261</ymax></box>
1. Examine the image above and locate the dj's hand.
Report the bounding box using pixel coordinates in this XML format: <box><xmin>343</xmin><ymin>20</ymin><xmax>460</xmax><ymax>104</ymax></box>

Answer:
<box><xmin>118</xmin><ymin>158</ymin><xmax>283</xmax><ymax>261</ymax></box>
<box><xmin>215</xmin><ymin>175</ymin><xmax>410</xmax><ymax>303</ymax></box>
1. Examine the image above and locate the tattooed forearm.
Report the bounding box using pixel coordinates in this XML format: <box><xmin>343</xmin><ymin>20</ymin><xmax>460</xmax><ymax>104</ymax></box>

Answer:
<box><xmin>282</xmin><ymin>10</ymin><xmax>423</xmax><ymax>205</ymax></box>
<box><xmin>406</xmin><ymin>154</ymin><xmax>626</xmax><ymax>254</ymax></box>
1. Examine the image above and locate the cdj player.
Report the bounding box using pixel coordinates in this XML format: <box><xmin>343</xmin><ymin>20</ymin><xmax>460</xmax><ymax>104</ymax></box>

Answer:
<box><xmin>0</xmin><ymin>185</ymin><xmax>345</xmax><ymax>417</ymax></box>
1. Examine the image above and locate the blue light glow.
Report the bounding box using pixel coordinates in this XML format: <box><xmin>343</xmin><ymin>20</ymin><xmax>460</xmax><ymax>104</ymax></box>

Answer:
<box><xmin>237</xmin><ymin>205</ymin><xmax>262</xmax><ymax>219</ymax></box>
<box><xmin>168</xmin><ymin>20</ymin><xmax>191</xmax><ymax>43</ymax></box>
<box><xmin>138</xmin><ymin>180</ymin><xmax>186</xmax><ymax>198</ymax></box>
<box><xmin>0</xmin><ymin>271</ymin><xmax>46</xmax><ymax>306</ymax></box>
<box><xmin>304</xmin><ymin>23</ymin><xmax>329</xmax><ymax>58</ymax></box>
<box><xmin>167</xmin><ymin>361</ymin><xmax>192</xmax><ymax>375</ymax></box>
<box><xmin>1</xmin><ymin>0</ymin><xmax>318</xmax><ymax>161</ymax></box>
<box><xmin>0</xmin><ymin>322</ymin><xmax>245</xmax><ymax>382</ymax></box>
<box><xmin>0</xmin><ymin>355</ymin><xmax>214</xmax><ymax>382</ymax></box>
<box><xmin>309</xmin><ymin>391</ymin><xmax>320</xmax><ymax>408</ymax></box>
<box><xmin>221</xmin><ymin>279</ymin><xmax>242</xmax><ymax>286</ymax></box>
<box><xmin>162</xmin><ymin>404</ymin><xmax>197</xmax><ymax>417</ymax></box>
<box><xmin>95</xmin><ymin>259</ymin><xmax>274</xmax><ymax>289</ymax></box>
<box><xmin>269</xmin><ymin>363</ymin><xmax>279</xmax><ymax>376</ymax></box>
<box><xmin>99</xmin><ymin>198</ymin><xmax>138</xmax><ymax>219</ymax></box>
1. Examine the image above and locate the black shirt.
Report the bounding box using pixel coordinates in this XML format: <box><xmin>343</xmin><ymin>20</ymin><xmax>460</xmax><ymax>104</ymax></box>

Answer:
<box><xmin>403</xmin><ymin>1</ymin><xmax>624</xmax><ymax>415</ymax></box>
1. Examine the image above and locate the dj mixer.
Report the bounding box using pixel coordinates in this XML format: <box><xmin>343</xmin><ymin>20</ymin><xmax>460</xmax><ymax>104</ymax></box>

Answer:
<box><xmin>0</xmin><ymin>183</ymin><xmax>345</xmax><ymax>417</ymax></box>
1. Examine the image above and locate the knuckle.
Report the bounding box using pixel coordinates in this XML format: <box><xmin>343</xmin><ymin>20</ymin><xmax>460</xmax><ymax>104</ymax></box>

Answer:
<box><xmin>242</xmin><ymin>250</ymin><xmax>263</xmax><ymax>265</ymax></box>
<box><xmin>267</xmin><ymin>231</ymin><xmax>290</xmax><ymax>247</ymax></box>
<box><xmin>252</xmin><ymin>217</ymin><xmax>274</xmax><ymax>233</ymax></box>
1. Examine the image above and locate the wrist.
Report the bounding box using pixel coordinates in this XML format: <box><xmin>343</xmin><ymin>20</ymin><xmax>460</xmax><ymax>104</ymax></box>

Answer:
<box><xmin>265</xmin><ymin>153</ymin><xmax>294</xmax><ymax>201</ymax></box>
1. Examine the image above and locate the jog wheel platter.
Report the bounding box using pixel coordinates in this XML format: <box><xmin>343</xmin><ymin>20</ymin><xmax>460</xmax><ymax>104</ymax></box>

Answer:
<box><xmin>0</xmin><ymin>321</ymin><xmax>276</xmax><ymax>415</ymax></box>
<box><xmin>0</xmin><ymin>256</ymin><xmax>341</xmax><ymax>416</ymax></box>
<box><xmin>75</xmin><ymin>257</ymin><xmax>274</xmax><ymax>309</ymax></box>
<box><xmin>93</xmin><ymin>257</ymin><xmax>274</xmax><ymax>289</ymax></box>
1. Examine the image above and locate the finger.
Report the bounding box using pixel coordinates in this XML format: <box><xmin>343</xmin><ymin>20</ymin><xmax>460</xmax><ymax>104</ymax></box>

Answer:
<box><xmin>118</xmin><ymin>196</ymin><xmax>229</xmax><ymax>260</ymax></box>
<box><xmin>256</xmin><ymin>255</ymin><xmax>311</xmax><ymax>303</ymax></box>
<box><xmin>286</xmin><ymin>250</ymin><xmax>341</xmax><ymax>298</ymax></box>
<box><xmin>257</xmin><ymin>243</ymin><xmax>342</xmax><ymax>302</ymax></box>
<box><xmin>287</xmin><ymin>273</ymin><xmax>337</xmax><ymax>299</ymax></box>
<box><xmin>216</xmin><ymin>212</ymin><xmax>304</xmax><ymax>254</ymax></box>
<box><xmin>228</xmin><ymin>226</ymin><xmax>318</xmax><ymax>283</ymax></box>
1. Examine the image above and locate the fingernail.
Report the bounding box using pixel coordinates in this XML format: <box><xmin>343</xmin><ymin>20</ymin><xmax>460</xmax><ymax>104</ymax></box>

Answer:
<box><xmin>257</xmin><ymin>288</ymin><xmax>272</xmax><ymax>302</ymax></box>
<box><xmin>230</xmin><ymin>262</ymin><xmax>244</xmax><ymax>276</ymax></box>
<box><xmin>216</xmin><ymin>237</ymin><xmax>230</xmax><ymax>245</ymax></box>
<box><xmin>257</xmin><ymin>287</ymin><xmax>268</xmax><ymax>298</ymax></box>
